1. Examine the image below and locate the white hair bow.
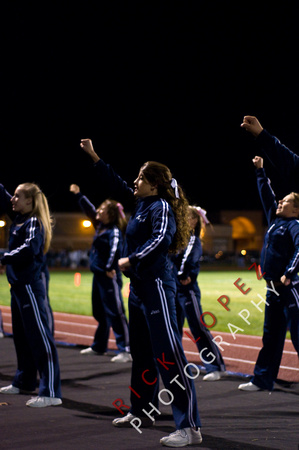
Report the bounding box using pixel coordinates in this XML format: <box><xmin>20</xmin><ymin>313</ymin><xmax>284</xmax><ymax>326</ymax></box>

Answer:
<box><xmin>194</xmin><ymin>206</ymin><xmax>210</xmax><ymax>224</ymax></box>
<box><xmin>116</xmin><ymin>203</ymin><xmax>126</xmax><ymax>220</ymax></box>
<box><xmin>171</xmin><ymin>178</ymin><xmax>180</xmax><ymax>199</ymax></box>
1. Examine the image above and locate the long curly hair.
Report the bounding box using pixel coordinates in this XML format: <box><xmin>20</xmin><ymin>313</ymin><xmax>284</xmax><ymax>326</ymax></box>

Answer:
<box><xmin>140</xmin><ymin>161</ymin><xmax>190</xmax><ymax>253</ymax></box>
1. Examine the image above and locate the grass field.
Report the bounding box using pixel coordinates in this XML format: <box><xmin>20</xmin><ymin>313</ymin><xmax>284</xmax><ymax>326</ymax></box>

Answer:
<box><xmin>0</xmin><ymin>269</ymin><xmax>269</xmax><ymax>336</ymax></box>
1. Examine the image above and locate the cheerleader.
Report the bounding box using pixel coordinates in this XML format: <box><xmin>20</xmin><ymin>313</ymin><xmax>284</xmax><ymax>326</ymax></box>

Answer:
<box><xmin>70</xmin><ymin>184</ymin><xmax>131</xmax><ymax>362</ymax></box>
<box><xmin>172</xmin><ymin>206</ymin><xmax>225</xmax><ymax>380</ymax></box>
<box><xmin>80</xmin><ymin>139</ymin><xmax>202</xmax><ymax>448</ymax></box>
<box><xmin>0</xmin><ymin>183</ymin><xmax>61</xmax><ymax>407</ymax></box>
<box><xmin>0</xmin><ymin>184</ymin><xmax>54</xmax><ymax>335</ymax></box>
<box><xmin>239</xmin><ymin>157</ymin><xmax>299</xmax><ymax>391</ymax></box>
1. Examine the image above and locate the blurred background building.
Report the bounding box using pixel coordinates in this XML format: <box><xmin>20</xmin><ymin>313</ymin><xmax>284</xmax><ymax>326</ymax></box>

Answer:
<box><xmin>0</xmin><ymin>209</ymin><xmax>265</xmax><ymax>269</ymax></box>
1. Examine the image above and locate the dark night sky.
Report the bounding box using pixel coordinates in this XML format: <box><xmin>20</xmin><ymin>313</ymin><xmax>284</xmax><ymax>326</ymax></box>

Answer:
<box><xmin>1</xmin><ymin>2</ymin><xmax>299</xmax><ymax>216</ymax></box>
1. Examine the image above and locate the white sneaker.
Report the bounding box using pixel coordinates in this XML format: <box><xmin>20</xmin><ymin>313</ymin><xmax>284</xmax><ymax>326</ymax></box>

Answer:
<box><xmin>112</xmin><ymin>412</ymin><xmax>155</xmax><ymax>428</ymax></box>
<box><xmin>160</xmin><ymin>427</ymin><xmax>202</xmax><ymax>447</ymax></box>
<box><xmin>238</xmin><ymin>381</ymin><xmax>261</xmax><ymax>391</ymax></box>
<box><xmin>203</xmin><ymin>371</ymin><xmax>221</xmax><ymax>381</ymax></box>
<box><xmin>111</xmin><ymin>352</ymin><xmax>132</xmax><ymax>363</ymax></box>
<box><xmin>80</xmin><ymin>347</ymin><xmax>102</xmax><ymax>355</ymax></box>
<box><xmin>26</xmin><ymin>396</ymin><xmax>62</xmax><ymax>408</ymax></box>
<box><xmin>0</xmin><ymin>332</ymin><xmax>4</xmax><ymax>338</ymax></box>
<box><xmin>0</xmin><ymin>384</ymin><xmax>20</xmax><ymax>394</ymax></box>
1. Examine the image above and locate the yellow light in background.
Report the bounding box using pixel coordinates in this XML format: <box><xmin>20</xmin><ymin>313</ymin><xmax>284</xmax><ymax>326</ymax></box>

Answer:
<box><xmin>241</xmin><ymin>249</ymin><xmax>247</xmax><ymax>256</ymax></box>
<box><xmin>0</xmin><ymin>220</ymin><xmax>6</xmax><ymax>228</ymax></box>
<box><xmin>82</xmin><ymin>220</ymin><xmax>92</xmax><ymax>228</ymax></box>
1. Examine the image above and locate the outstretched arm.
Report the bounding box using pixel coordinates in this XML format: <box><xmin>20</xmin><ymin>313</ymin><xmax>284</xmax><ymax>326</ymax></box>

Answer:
<box><xmin>242</xmin><ymin>116</ymin><xmax>299</xmax><ymax>191</ymax></box>
<box><xmin>80</xmin><ymin>139</ymin><xmax>100</xmax><ymax>163</ymax></box>
<box><xmin>253</xmin><ymin>156</ymin><xmax>277</xmax><ymax>225</ymax></box>
<box><xmin>79</xmin><ymin>139</ymin><xmax>135</xmax><ymax>207</ymax></box>
<box><xmin>69</xmin><ymin>184</ymin><xmax>98</xmax><ymax>227</ymax></box>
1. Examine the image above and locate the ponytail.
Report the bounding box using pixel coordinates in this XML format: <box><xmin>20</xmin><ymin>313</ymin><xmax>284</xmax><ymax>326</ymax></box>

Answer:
<box><xmin>17</xmin><ymin>183</ymin><xmax>53</xmax><ymax>253</ymax></box>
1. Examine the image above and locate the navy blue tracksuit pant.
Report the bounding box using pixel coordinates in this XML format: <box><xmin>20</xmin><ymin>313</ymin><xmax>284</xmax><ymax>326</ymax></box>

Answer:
<box><xmin>91</xmin><ymin>274</ymin><xmax>129</xmax><ymax>354</ymax></box>
<box><xmin>252</xmin><ymin>282</ymin><xmax>299</xmax><ymax>390</ymax></box>
<box><xmin>128</xmin><ymin>276</ymin><xmax>201</xmax><ymax>430</ymax></box>
<box><xmin>176</xmin><ymin>283</ymin><xmax>226</xmax><ymax>374</ymax></box>
<box><xmin>11</xmin><ymin>280</ymin><xmax>61</xmax><ymax>398</ymax></box>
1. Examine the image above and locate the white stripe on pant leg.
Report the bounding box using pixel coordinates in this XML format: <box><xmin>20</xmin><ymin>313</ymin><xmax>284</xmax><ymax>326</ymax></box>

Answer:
<box><xmin>25</xmin><ymin>285</ymin><xmax>55</xmax><ymax>397</ymax></box>
<box><xmin>156</xmin><ymin>278</ymin><xmax>196</xmax><ymax>428</ymax></box>
<box><xmin>112</xmin><ymin>277</ymin><xmax>130</xmax><ymax>351</ymax></box>
<box><xmin>189</xmin><ymin>290</ymin><xmax>202</xmax><ymax>323</ymax></box>
<box><xmin>291</xmin><ymin>288</ymin><xmax>299</xmax><ymax>309</ymax></box>
<box><xmin>158</xmin><ymin>279</ymin><xmax>195</xmax><ymax>428</ymax></box>
<box><xmin>41</xmin><ymin>271</ymin><xmax>54</xmax><ymax>334</ymax></box>
<box><xmin>189</xmin><ymin>289</ymin><xmax>222</xmax><ymax>369</ymax></box>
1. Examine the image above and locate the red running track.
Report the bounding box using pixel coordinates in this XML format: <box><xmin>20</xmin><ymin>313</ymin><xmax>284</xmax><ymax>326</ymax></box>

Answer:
<box><xmin>1</xmin><ymin>305</ymin><xmax>298</xmax><ymax>382</ymax></box>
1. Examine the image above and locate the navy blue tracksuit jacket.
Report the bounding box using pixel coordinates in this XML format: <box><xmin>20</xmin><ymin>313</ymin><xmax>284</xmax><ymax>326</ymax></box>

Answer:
<box><xmin>93</xmin><ymin>160</ymin><xmax>201</xmax><ymax>430</ymax></box>
<box><xmin>74</xmin><ymin>192</ymin><xmax>129</xmax><ymax>354</ymax></box>
<box><xmin>92</xmin><ymin>161</ymin><xmax>177</xmax><ymax>281</ymax></box>
<box><xmin>257</xmin><ymin>129</ymin><xmax>299</xmax><ymax>193</ymax></box>
<box><xmin>256</xmin><ymin>168</ymin><xmax>299</xmax><ymax>282</ymax></box>
<box><xmin>75</xmin><ymin>193</ymin><xmax>123</xmax><ymax>277</ymax></box>
<box><xmin>251</xmin><ymin>169</ymin><xmax>299</xmax><ymax>390</ymax></box>
<box><xmin>0</xmin><ymin>184</ymin><xmax>61</xmax><ymax>398</ymax></box>
<box><xmin>172</xmin><ymin>234</ymin><xmax>225</xmax><ymax>374</ymax></box>
<box><xmin>0</xmin><ymin>184</ymin><xmax>54</xmax><ymax>334</ymax></box>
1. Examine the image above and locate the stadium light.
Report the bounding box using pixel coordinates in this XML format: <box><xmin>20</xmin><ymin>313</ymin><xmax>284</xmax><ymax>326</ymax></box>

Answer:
<box><xmin>82</xmin><ymin>220</ymin><xmax>92</xmax><ymax>228</ymax></box>
<box><xmin>0</xmin><ymin>220</ymin><xmax>6</xmax><ymax>228</ymax></box>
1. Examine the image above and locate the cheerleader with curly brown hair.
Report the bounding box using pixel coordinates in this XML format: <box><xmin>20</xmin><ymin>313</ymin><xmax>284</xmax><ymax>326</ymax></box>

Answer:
<box><xmin>80</xmin><ymin>139</ymin><xmax>202</xmax><ymax>448</ymax></box>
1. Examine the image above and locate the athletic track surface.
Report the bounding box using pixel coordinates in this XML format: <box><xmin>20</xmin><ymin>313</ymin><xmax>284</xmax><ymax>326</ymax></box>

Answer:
<box><xmin>1</xmin><ymin>305</ymin><xmax>298</xmax><ymax>382</ymax></box>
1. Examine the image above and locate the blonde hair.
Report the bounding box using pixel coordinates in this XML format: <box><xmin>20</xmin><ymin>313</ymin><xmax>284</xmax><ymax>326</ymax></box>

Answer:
<box><xmin>188</xmin><ymin>206</ymin><xmax>203</xmax><ymax>239</ymax></box>
<box><xmin>290</xmin><ymin>192</ymin><xmax>299</xmax><ymax>209</ymax></box>
<box><xmin>188</xmin><ymin>205</ymin><xmax>212</xmax><ymax>242</ymax></box>
<box><xmin>18</xmin><ymin>183</ymin><xmax>53</xmax><ymax>253</ymax></box>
